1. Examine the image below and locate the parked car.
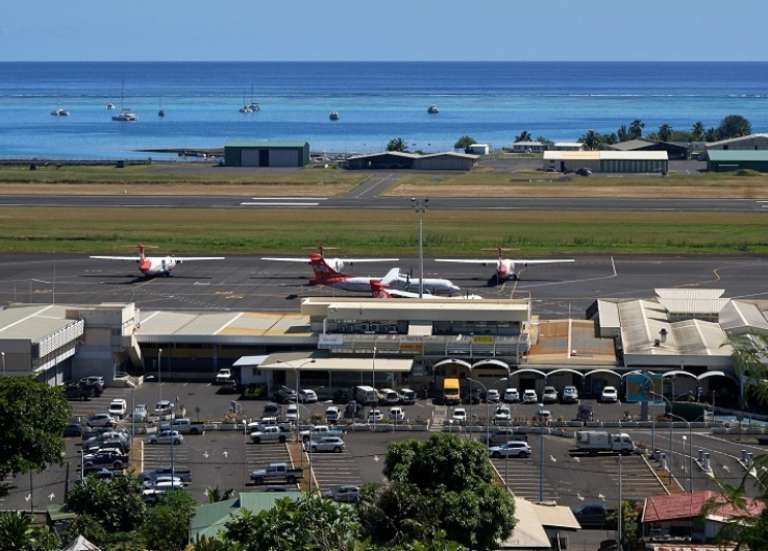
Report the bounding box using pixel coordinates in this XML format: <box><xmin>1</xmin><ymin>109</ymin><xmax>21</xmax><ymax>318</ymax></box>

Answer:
<box><xmin>299</xmin><ymin>389</ymin><xmax>318</xmax><ymax>403</ymax></box>
<box><xmin>63</xmin><ymin>422</ymin><xmax>83</xmax><ymax>437</ymax></box>
<box><xmin>325</xmin><ymin>406</ymin><xmax>341</xmax><ymax>423</ymax></box>
<box><xmin>161</xmin><ymin>418</ymin><xmax>204</xmax><ymax>435</ymax></box>
<box><xmin>534</xmin><ymin>409</ymin><xmax>552</xmax><ymax>424</ymax></box>
<box><xmin>154</xmin><ymin>400</ymin><xmax>175</xmax><ymax>416</ymax></box>
<box><xmin>522</xmin><ymin>389</ymin><xmax>538</xmax><ymax>404</ymax></box>
<box><xmin>489</xmin><ymin>441</ymin><xmax>531</xmax><ymax>458</ymax></box>
<box><xmin>263</xmin><ymin>402</ymin><xmax>280</xmax><ymax>416</ymax></box>
<box><xmin>542</xmin><ymin>386</ymin><xmax>558</xmax><ymax>404</ymax></box>
<box><xmin>87</xmin><ymin>413</ymin><xmax>115</xmax><ymax>428</ymax></box>
<box><xmin>486</xmin><ymin>389</ymin><xmax>500</xmax><ymax>403</ymax></box>
<box><xmin>132</xmin><ymin>404</ymin><xmax>148</xmax><ymax>422</ymax></box>
<box><xmin>82</xmin><ymin>448</ymin><xmax>127</xmax><ymax>470</ymax></box>
<box><xmin>64</xmin><ymin>383</ymin><xmax>90</xmax><ymax>401</ymax></box>
<box><xmin>143</xmin><ymin>475</ymin><xmax>184</xmax><ymax>490</ymax></box>
<box><xmin>215</xmin><ymin>368</ymin><xmax>232</xmax><ymax>384</ymax></box>
<box><xmin>398</xmin><ymin>388</ymin><xmax>416</xmax><ymax>405</ymax></box>
<box><xmin>141</xmin><ymin>467</ymin><xmax>192</xmax><ymax>484</ymax></box>
<box><xmin>309</xmin><ymin>436</ymin><xmax>345</xmax><ymax>453</ymax></box>
<box><xmin>108</xmin><ymin>399</ymin><xmax>128</xmax><ymax>418</ymax></box>
<box><xmin>276</xmin><ymin>385</ymin><xmax>297</xmax><ymax>404</ymax></box>
<box><xmin>285</xmin><ymin>404</ymin><xmax>299</xmax><ymax>422</ymax></box>
<box><xmin>575</xmin><ymin>167</ymin><xmax>593</xmax><ymax>177</ymax></box>
<box><xmin>574</xmin><ymin>503</ymin><xmax>609</xmax><ymax>529</ymax></box>
<box><xmin>322</xmin><ymin>485</ymin><xmax>360</xmax><ymax>503</ymax></box>
<box><xmin>250</xmin><ymin>462</ymin><xmax>303</xmax><ymax>485</ymax></box>
<box><xmin>148</xmin><ymin>430</ymin><xmax>183</xmax><ymax>445</ymax></box>
<box><xmin>367</xmin><ymin>409</ymin><xmax>383</xmax><ymax>423</ymax></box>
<box><xmin>561</xmin><ymin>386</ymin><xmax>579</xmax><ymax>403</ymax></box>
<box><xmin>299</xmin><ymin>425</ymin><xmax>344</xmax><ymax>442</ymax></box>
<box><xmin>452</xmin><ymin>408</ymin><xmax>467</xmax><ymax>423</ymax></box>
<box><xmin>600</xmin><ymin>386</ymin><xmax>619</xmax><ymax>403</ymax></box>
<box><xmin>79</xmin><ymin>376</ymin><xmax>104</xmax><ymax>397</ymax></box>
<box><xmin>377</xmin><ymin>388</ymin><xmax>400</xmax><ymax>405</ymax></box>
<box><xmin>503</xmin><ymin>388</ymin><xmax>520</xmax><ymax>403</ymax></box>
<box><xmin>389</xmin><ymin>407</ymin><xmax>405</xmax><ymax>421</ymax></box>
<box><xmin>489</xmin><ymin>428</ymin><xmax>528</xmax><ymax>445</ymax></box>
<box><xmin>494</xmin><ymin>406</ymin><xmax>511</xmax><ymax>422</ymax></box>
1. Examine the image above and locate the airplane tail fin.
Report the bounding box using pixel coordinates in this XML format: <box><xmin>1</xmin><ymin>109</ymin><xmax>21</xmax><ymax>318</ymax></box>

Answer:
<box><xmin>138</xmin><ymin>243</ymin><xmax>146</xmax><ymax>259</ymax></box>
<box><xmin>308</xmin><ymin>253</ymin><xmax>344</xmax><ymax>284</ymax></box>
<box><xmin>381</xmin><ymin>267</ymin><xmax>401</xmax><ymax>286</ymax></box>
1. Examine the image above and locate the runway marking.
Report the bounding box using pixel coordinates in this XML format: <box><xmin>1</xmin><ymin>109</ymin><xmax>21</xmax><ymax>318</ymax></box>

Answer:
<box><xmin>249</xmin><ymin>197</ymin><xmax>328</xmax><ymax>201</ymax></box>
<box><xmin>713</xmin><ymin>269</ymin><xmax>721</xmax><ymax>281</ymax></box>
<box><xmin>515</xmin><ymin>258</ymin><xmax>618</xmax><ymax>291</ymax></box>
<box><xmin>240</xmin><ymin>202</ymin><xmax>319</xmax><ymax>207</ymax></box>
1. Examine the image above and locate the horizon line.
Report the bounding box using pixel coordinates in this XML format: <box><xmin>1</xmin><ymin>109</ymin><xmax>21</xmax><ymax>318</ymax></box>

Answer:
<box><xmin>1</xmin><ymin>59</ymin><xmax>767</xmax><ymax>64</ymax></box>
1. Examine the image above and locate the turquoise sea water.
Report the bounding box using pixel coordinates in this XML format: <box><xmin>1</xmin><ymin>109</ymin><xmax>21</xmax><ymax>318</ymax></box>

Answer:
<box><xmin>0</xmin><ymin>62</ymin><xmax>767</xmax><ymax>159</ymax></box>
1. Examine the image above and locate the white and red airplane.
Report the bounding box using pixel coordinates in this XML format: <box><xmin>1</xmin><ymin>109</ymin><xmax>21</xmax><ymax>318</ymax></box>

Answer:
<box><xmin>273</xmin><ymin>253</ymin><xmax>462</xmax><ymax>296</ymax></box>
<box><xmin>90</xmin><ymin>244</ymin><xmax>224</xmax><ymax>277</ymax></box>
<box><xmin>261</xmin><ymin>246</ymin><xmax>399</xmax><ymax>284</ymax></box>
<box><xmin>436</xmin><ymin>247</ymin><xmax>575</xmax><ymax>282</ymax></box>
<box><xmin>370</xmin><ymin>280</ymin><xmax>482</xmax><ymax>300</ymax></box>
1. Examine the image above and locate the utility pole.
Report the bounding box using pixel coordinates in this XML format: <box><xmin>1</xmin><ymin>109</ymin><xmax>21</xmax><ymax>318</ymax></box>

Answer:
<box><xmin>618</xmin><ymin>453</ymin><xmax>623</xmax><ymax>550</ymax></box>
<box><xmin>411</xmin><ymin>197</ymin><xmax>428</xmax><ymax>299</ymax></box>
<box><xmin>1</xmin><ymin>351</ymin><xmax>5</xmax><ymax>376</ymax></box>
<box><xmin>158</xmin><ymin>348</ymin><xmax>163</xmax><ymax>405</ymax></box>
<box><xmin>539</xmin><ymin>430</ymin><xmax>544</xmax><ymax>501</ymax></box>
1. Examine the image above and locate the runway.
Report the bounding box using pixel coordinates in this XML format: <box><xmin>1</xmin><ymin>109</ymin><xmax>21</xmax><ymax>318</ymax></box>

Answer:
<box><xmin>0</xmin><ymin>194</ymin><xmax>767</xmax><ymax>211</ymax></box>
<box><xmin>2</xmin><ymin>254</ymin><xmax>768</xmax><ymax>317</ymax></box>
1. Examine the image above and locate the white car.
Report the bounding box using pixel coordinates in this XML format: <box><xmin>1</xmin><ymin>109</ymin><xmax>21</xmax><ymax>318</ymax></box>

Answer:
<box><xmin>494</xmin><ymin>406</ymin><xmax>511</xmax><ymax>421</ymax></box>
<box><xmin>325</xmin><ymin>406</ymin><xmax>341</xmax><ymax>423</ymax></box>
<box><xmin>486</xmin><ymin>389</ymin><xmax>500</xmax><ymax>403</ymax></box>
<box><xmin>503</xmin><ymin>388</ymin><xmax>520</xmax><ymax>403</ymax></box>
<box><xmin>309</xmin><ymin>436</ymin><xmax>345</xmax><ymax>453</ymax></box>
<box><xmin>148</xmin><ymin>430</ymin><xmax>183</xmax><ymax>445</ymax></box>
<box><xmin>299</xmin><ymin>389</ymin><xmax>318</xmax><ymax>403</ymax></box>
<box><xmin>154</xmin><ymin>400</ymin><xmax>175</xmax><ymax>416</ymax></box>
<box><xmin>489</xmin><ymin>441</ymin><xmax>531</xmax><ymax>458</ymax></box>
<box><xmin>251</xmin><ymin>425</ymin><xmax>287</xmax><ymax>444</ymax></box>
<box><xmin>215</xmin><ymin>368</ymin><xmax>232</xmax><ymax>384</ymax></box>
<box><xmin>87</xmin><ymin>413</ymin><xmax>115</xmax><ymax>427</ymax></box>
<box><xmin>452</xmin><ymin>408</ymin><xmax>467</xmax><ymax>423</ymax></box>
<box><xmin>522</xmin><ymin>390</ymin><xmax>538</xmax><ymax>404</ymax></box>
<box><xmin>368</xmin><ymin>409</ymin><xmax>383</xmax><ymax>423</ymax></box>
<box><xmin>562</xmin><ymin>386</ymin><xmax>579</xmax><ymax>403</ymax></box>
<box><xmin>378</xmin><ymin>388</ymin><xmax>400</xmax><ymax>405</ymax></box>
<box><xmin>389</xmin><ymin>407</ymin><xmax>405</xmax><ymax>421</ymax></box>
<box><xmin>142</xmin><ymin>475</ymin><xmax>184</xmax><ymax>489</ymax></box>
<box><xmin>132</xmin><ymin>404</ymin><xmax>148</xmax><ymax>422</ymax></box>
<box><xmin>108</xmin><ymin>399</ymin><xmax>127</xmax><ymax>418</ymax></box>
<box><xmin>542</xmin><ymin>387</ymin><xmax>558</xmax><ymax>404</ymax></box>
<box><xmin>601</xmin><ymin>386</ymin><xmax>619</xmax><ymax>403</ymax></box>
<box><xmin>285</xmin><ymin>404</ymin><xmax>299</xmax><ymax>422</ymax></box>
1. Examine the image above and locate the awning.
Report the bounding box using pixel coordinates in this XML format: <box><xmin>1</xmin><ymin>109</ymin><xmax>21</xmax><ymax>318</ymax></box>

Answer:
<box><xmin>585</xmin><ymin>369</ymin><xmax>622</xmax><ymax>379</ymax></box>
<box><xmin>472</xmin><ymin>359</ymin><xmax>510</xmax><ymax>371</ymax></box>
<box><xmin>259</xmin><ymin>351</ymin><xmax>413</xmax><ymax>373</ymax></box>
<box><xmin>697</xmin><ymin>370</ymin><xmax>733</xmax><ymax>381</ymax></box>
<box><xmin>546</xmin><ymin>368</ymin><xmax>586</xmax><ymax>378</ymax></box>
<box><xmin>233</xmin><ymin>355</ymin><xmax>269</xmax><ymax>367</ymax></box>
<box><xmin>511</xmin><ymin>368</ymin><xmax>548</xmax><ymax>378</ymax></box>
<box><xmin>433</xmin><ymin>358</ymin><xmax>472</xmax><ymax>370</ymax></box>
<box><xmin>662</xmin><ymin>370</ymin><xmax>697</xmax><ymax>379</ymax></box>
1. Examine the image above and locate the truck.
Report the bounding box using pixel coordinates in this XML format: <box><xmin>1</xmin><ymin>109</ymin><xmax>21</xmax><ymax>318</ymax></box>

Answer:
<box><xmin>249</xmin><ymin>462</ymin><xmax>303</xmax><ymax>485</ymax></box>
<box><xmin>159</xmin><ymin>418</ymin><xmax>205</xmax><ymax>435</ymax></box>
<box><xmin>443</xmin><ymin>378</ymin><xmax>461</xmax><ymax>405</ymax></box>
<box><xmin>299</xmin><ymin>424</ymin><xmax>344</xmax><ymax>442</ymax></box>
<box><xmin>575</xmin><ymin>431</ymin><xmax>637</xmax><ymax>455</ymax></box>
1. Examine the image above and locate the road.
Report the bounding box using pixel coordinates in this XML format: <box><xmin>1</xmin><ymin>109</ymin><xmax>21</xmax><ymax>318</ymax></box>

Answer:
<box><xmin>1</xmin><ymin>194</ymin><xmax>766</xmax><ymax>211</ymax></box>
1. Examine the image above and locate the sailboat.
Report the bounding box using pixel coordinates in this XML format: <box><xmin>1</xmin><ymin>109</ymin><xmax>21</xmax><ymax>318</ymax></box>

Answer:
<box><xmin>240</xmin><ymin>84</ymin><xmax>260</xmax><ymax>113</ymax></box>
<box><xmin>158</xmin><ymin>97</ymin><xmax>165</xmax><ymax>118</ymax></box>
<box><xmin>50</xmin><ymin>107</ymin><xmax>70</xmax><ymax>117</ymax></box>
<box><xmin>112</xmin><ymin>82</ymin><xmax>137</xmax><ymax>122</ymax></box>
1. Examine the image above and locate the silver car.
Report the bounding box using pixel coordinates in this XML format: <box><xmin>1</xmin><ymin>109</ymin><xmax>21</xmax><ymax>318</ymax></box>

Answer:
<box><xmin>309</xmin><ymin>436</ymin><xmax>345</xmax><ymax>453</ymax></box>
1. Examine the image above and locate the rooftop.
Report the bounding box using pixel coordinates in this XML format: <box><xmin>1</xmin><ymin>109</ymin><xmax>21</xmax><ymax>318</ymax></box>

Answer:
<box><xmin>224</xmin><ymin>139</ymin><xmax>309</xmax><ymax>148</ymax></box>
<box><xmin>707</xmin><ymin>149</ymin><xmax>768</xmax><ymax>161</ymax></box>
<box><xmin>705</xmin><ymin>133</ymin><xmax>768</xmax><ymax>148</ymax></box>
<box><xmin>642</xmin><ymin>490</ymin><xmax>764</xmax><ymax>524</ymax></box>
<box><xmin>527</xmin><ymin>319</ymin><xmax>616</xmax><ymax>366</ymax></box>
<box><xmin>499</xmin><ymin>498</ymin><xmax>580</xmax><ymax>549</ymax></box>
<box><xmin>0</xmin><ymin>304</ymin><xmax>82</xmax><ymax>343</ymax></box>
<box><xmin>543</xmin><ymin>150</ymin><xmax>668</xmax><ymax>161</ymax></box>
<box><xmin>258</xmin><ymin>351</ymin><xmax>414</xmax><ymax>373</ymax></box>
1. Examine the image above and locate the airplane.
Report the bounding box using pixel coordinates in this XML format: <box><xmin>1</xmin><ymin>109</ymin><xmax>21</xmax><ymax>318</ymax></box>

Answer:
<box><xmin>89</xmin><ymin>244</ymin><xmax>224</xmax><ymax>277</ymax></box>
<box><xmin>261</xmin><ymin>246</ymin><xmax>399</xmax><ymax>285</ymax></box>
<box><xmin>299</xmin><ymin>254</ymin><xmax>461</xmax><ymax>296</ymax></box>
<box><xmin>370</xmin><ymin>280</ymin><xmax>482</xmax><ymax>300</ymax></box>
<box><xmin>435</xmin><ymin>247</ymin><xmax>575</xmax><ymax>283</ymax></box>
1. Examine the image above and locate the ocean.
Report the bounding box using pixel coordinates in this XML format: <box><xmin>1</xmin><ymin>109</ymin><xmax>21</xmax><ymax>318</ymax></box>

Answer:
<box><xmin>0</xmin><ymin>61</ymin><xmax>767</xmax><ymax>159</ymax></box>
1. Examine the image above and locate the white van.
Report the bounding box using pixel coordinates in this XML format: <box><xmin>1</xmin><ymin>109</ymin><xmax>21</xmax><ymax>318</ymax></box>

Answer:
<box><xmin>355</xmin><ymin>385</ymin><xmax>378</xmax><ymax>405</ymax></box>
<box><xmin>377</xmin><ymin>388</ymin><xmax>400</xmax><ymax>405</ymax></box>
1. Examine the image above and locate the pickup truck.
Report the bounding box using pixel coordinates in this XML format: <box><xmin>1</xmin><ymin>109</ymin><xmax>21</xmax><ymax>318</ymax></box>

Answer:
<box><xmin>250</xmin><ymin>425</ymin><xmax>288</xmax><ymax>444</ymax></box>
<box><xmin>160</xmin><ymin>418</ymin><xmax>205</xmax><ymax>435</ymax></box>
<box><xmin>250</xmin><ymin>462</ymin><xmax>303</xmax><ymax>485</ymax></box>
<box><xmin>299</xmin><ymin>425</ymin><xmax>344</xmax><ymax>442</ymax></box>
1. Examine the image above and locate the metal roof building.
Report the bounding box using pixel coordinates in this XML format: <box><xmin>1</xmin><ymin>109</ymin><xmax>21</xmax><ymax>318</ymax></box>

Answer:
<box><xmin>706</xmin><ymin>150</ymin><xmax>768</xmax><ymax>172</ymax></box>
<box><xmin>609</xmin><ymin>139</ymin><xmax>690</xmax><ymax>160</ymax></box>
<box><xmin>543</xmin><ymin>150</ymin><xmax>668</xmax><ymax>173</ymax></box>
<box><xmin>705</xmin><ymin>133</ymin><xmax>768</xmax><ymax>151</ymax></box>
<box><xmin>224</xmin><ymin>140</ymin><xmax>310</xmax><ymax>167</ymax></box>
<box><xmin>345</xmin><ymin>151</ymin><xmax>477</xmax><ymax>171</ymax></box>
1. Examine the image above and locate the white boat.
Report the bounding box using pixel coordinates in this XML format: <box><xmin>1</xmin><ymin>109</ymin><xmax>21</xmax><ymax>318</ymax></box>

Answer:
<box><xmin>329</xmin><ymin>111</ymin><xmax>340</xmax><ymax>121</ymax></box>
<box><xmin>50</xmin><ymin>108</ymin><xmax>70</xmax><ymax>117</ymax></box>
<box><xmin>112</xmin><ymin>82</ymin><xmax>137</xmax><ymax>122</ymax></box>
<box><xmin>427</xmin><ymin>104</ymin><xmax>439</xmax><ymax>114</ymax></box>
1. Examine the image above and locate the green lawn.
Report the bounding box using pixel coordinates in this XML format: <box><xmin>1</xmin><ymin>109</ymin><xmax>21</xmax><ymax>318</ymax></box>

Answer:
<box><xmin>1</xmin><ymin>207</ymin><xmax>766</xmax><ymax>255</ymax></box>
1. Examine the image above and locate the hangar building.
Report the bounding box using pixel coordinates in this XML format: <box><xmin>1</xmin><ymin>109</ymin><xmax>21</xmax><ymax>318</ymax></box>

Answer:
<box><xmin>706</xmin><ymin>150</ymin><xmax>768</xmax><ymax>172</ymax></box>
<box><xmin>543</xmin><ymin>151</ymin><xmax>669</xmax><ymax>174</ymax></box>
<box><xmin>705</xmin><ymin>133</ymin><xmax>768</xmax><ymax>151</ymax></box>
<box><xmin>224</xmin><ymin>140</ymin><xmax>310</xmax><ymax>168</ymax></box>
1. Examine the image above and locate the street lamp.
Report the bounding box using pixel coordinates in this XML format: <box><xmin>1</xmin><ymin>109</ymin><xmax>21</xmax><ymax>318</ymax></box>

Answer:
<box><xmin>1</xmin><ymin>351</ymin><xmax>5</xmax><ymax>375</ymax></box>
<box><xmin>157</xmin><ymin>348</ymin><xmax>163</xmax><ymax>404</ymax></box>
<box><xmin>277</xmin><ymin>358</ymin><xmax>316</xmax><ymax>490</ymax></box>
<box><xmin>411</xmin><ymin>197</ymin><xmax>428</xmax><ymax>299</ymax></box>
<box><xmin>650</xmin><ymin>391</ymin><xmax>693</xmax><ymax>493</ymax></box>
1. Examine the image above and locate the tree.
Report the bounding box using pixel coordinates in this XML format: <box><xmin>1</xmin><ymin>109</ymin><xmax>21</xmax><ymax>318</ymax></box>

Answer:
<box><xmin>205</xmin><ymin>486</ymin><xmax>235</xmax><ymax>504</ymax></box>
<box><xmin>224</xmin><ymin>494</ymin><xmax>360</xmax><ymax>551</ymax></box>
<box><xmin>0</xmin><ymin>511</ymin><xmax>59</xmax><ymax>551</ymax></box>
<box><xmin>691</xmin><ymin>121</ymin><xmax>705</xmax><ymax>141</ymax></box>
<box><xmin>617</xmin><ymin>124</ymin><xmax>630</xmax><ymax>142</ymax></box>
<box><xmin>535</xmin><ymin>136</ymin><xmax>553</xmax><ymax>146</ymax></box>
<box><xmin>705</xmin><ymin>127</ymin><xmax>719</xmax><ymax>142</ymax></box>
<box><xmin>142</xmin><ymin>491</ymin><xmax>197</xmax><ymax>551</ymax></box>
<box><xmin>192</xmin><ymin>536</ymin><xmax>239</xmax><ymax>551</ymax></box>
<box><xmin>0</xmin><ymin>377</ymin><xmax>70</xmax><ymax>483</ymax></box>
<box><xmin>658</xmin><ymin>124</ymin><xmax>673</xmax><ymax>142</ymax></box>
<box><xmin>579</xmin><ymin>130</ymin><xmax>602</xmax><ymax>150</ymax></box>
<box><xmin>453</xmin><ymin>136</ymin><xmax>476</xmax><ymax>151</ymax></box>
<box><xmin>359</xmin><ymin>434</ymin><xmax>515</xmax><ymax>550</ymax></box>
<box><xmin>387</xmin><ymin>137</ymin><xmax>408</xmax><ymax>152</ymax></box>
<box><xmin>717</xmin><ymin>114</ymin><xmax>752</xmax><ymax>140</ymax></box>
<box><xmin>60</xmin><ymin>515</ymin><xmax>108</xmax><ymax>548</ymax></box>
<box><xmin>730</xmin><ymin>335</ymin><xmax>768</xmax><ymax>408</ymax></box>
<box><xmin>66</xmin><ymin>475</ymin><xmax>146</xmax><ymax>533</ymax></box>
<box><xmin>628</xmin><ymin>119</ymin><xmax>645</xmax><ymax>139</ymax></box>
<box><xmin>607</xmin><ymin>500</ymin><xmax>639</xmax><ymax>550</ymax></box>
<box><xmin>514</xmin><ymin>131</ymin><xmax>532</xmax><ymax>143</ymax></box>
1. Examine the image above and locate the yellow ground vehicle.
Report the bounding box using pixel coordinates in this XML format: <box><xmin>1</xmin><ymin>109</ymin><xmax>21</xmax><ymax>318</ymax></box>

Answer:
<box><xmin>443</xmin><ymin>378</ymin><xmax>461</xmax><ymax>405</ymax></box>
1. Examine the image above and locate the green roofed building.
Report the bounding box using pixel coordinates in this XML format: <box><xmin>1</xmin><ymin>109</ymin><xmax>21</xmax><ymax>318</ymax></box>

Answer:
<box><xmin>707</xmin><ymin>150</ymin><xmax>768</xmax><ymax>172</ymax></box>
<box><xmin>189</xmin><ymin>491</ymin><xmax>301</xmax><ymax>542</ymax></box>
<box><xmin>224</xmin><ymin>140</ymin><xmax>310</xmax><ymax>167</ymax></box>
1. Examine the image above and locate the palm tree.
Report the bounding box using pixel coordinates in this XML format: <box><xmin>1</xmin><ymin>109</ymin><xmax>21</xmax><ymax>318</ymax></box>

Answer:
<box><xmin>691</xmin><ymin>121</ymin><xmax>705</xmax><ymax>141</ymax></box>
<box><xmin>514</xmin><ymin>131</ymin><xmax>532</xmax><ymax>143</ymax></box>
<box><xmin>578</xmin><ymin>130</ymin><xmax>601</xmax><ymax>151</ymax></box>
<box><xmin>0</xmin><ymin>511</ymin><xmax>58</xmax><ymax>551</ymax></box>
<box><xmin>454</xmin><ymin>135</ymin><xmax>476</xmax><ymax>151</ymax></box>
<box><xmin>206</xmin><ymin>486</ymin><xmax>235</xmax><ymax>503</ymax></box>
<box><xmin>658</xmin><ymin>124</ymin><xmax>673</xmax><ymax>142</ymax></box>
<box><xmin>617</xmin><ymin>124</ymin><xmax>630</xmax><ymax>142</ymax></box>
<box><xmin>628</xmin><ymin>119</ymin><xmax>645</xmax><ymax>139</ymax></box>
<box><xmin>386</xmin><ymin>137</ymin><xmax>407</xmax><ymax>152</ymax></box>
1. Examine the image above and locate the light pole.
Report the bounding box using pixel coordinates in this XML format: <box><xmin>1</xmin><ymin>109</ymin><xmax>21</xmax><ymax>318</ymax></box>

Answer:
<box><xmin>411</xmin><ymin>197</ymin><xmax>428</xmax><ymax>299</ymax></box>
<box><xmin>1</xmin><ymin>351</ymin><xmax>5</xmax><ymax>375</ymax></box>
<box><xmin>467</xmin><ymin>378</ymin><xmax>491</xmax><ymax>445</ymax></box>
<box><xmin>371</xmin><ymin>346</ymin><xmax>377</xmax><ymax>434</ymax></box>
<box><xmin>651</xmin><ymin>392</ymin><xmax>693</xmax><ymax>492</ymax></box>
<box><xmin>277</xmin><ymin>358</ymin><xmax>316</xmax><ymax>490</ymax></box>
<box><xmin>157</xmin><ymin>348</ymin><xmax>163</xmax><ymax>405</ymax></box>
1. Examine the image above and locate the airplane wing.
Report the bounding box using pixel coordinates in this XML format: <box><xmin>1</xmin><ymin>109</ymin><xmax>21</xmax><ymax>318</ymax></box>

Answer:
<box><xmin>175</xmin><ymin>257</ymin><xmax>225</xmax><ymax>261</ymax></box>
<box><xmin>261</xmin><ymin>257</ymin><xmax>310</xmax><ymax>263</ymax></box>
<box><xmin>435</xmin><ymin>259</ymin><xmax>494</xmax><ymax>265</ymax></box>
<box><xmin>90</xmin><ymin>256</ymin><xmax>141</xmax><ymax>261</ymax></box>
<box><xmin>509</xmin><ymin>259</ymin><xmax>575</xmax><ymax>264</ymax></box>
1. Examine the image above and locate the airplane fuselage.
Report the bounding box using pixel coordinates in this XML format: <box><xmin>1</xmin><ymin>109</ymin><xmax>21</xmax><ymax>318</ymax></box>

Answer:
<box><xmin>138</xmin><ymin>256</ymin><xmax>178</xmax><ymax>276</ymax></box>
<box><xmin>390</xmin><ymin>276</ymin><xmax>460</xmax><ymax>296</ymax></box>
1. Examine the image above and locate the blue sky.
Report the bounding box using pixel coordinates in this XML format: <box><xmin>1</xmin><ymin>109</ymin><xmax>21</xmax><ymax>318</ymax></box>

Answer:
<box><xmin>2</xmin><ymin>0</ymin><xmax>767</xmax><ymax>61</ymax></box>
